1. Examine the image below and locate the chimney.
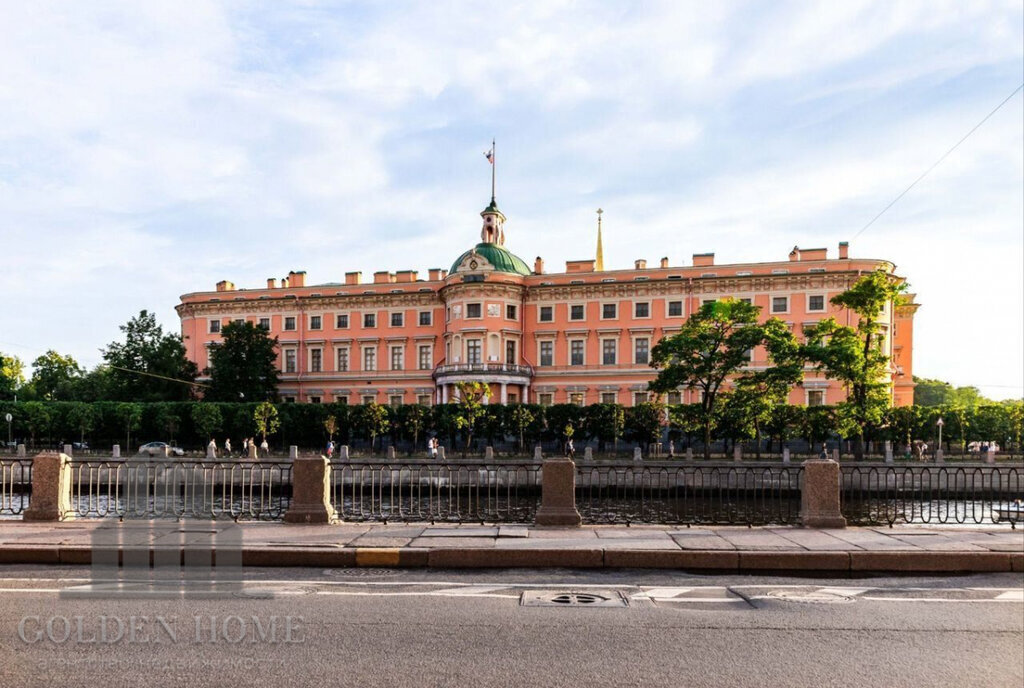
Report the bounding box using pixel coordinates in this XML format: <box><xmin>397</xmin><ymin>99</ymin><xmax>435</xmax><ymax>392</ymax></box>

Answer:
<box><xmin>395</xmin><ymin>270</ymin><xmax>417</xmax><ymax>283</ymax></box>
<box><xmin>287</xmin><ymin>270</ymin><xmax>306</xmax><ymax>287</ymax></box>
<box><xmin>789</xmin><ymin>246</ymin><xmax>800</xmax><ymax>262</ymax></box>
<box><xmin>266</xmin><ymin>278</ymin><xmax>277</xmax><ymax>289</ymax></box>
<box><xmin>373</xmin><ymin>271</ymin><xmax>392</xmax><ymax>284</ymax></box>
<box><xmin>280</xmin><ymin>276</ymin><xmax>289</xmax><ymax>288</ymax></box>
<box><xmin>659</xmin><ymin>257</ymin><xmax>669</xmax><ymax>269</ymax></box>
<box><xmin>215</xmin><ymin>280</ymin><xmax>235</xmax><ymax>292</ymax></box>
<box><xmin>634</xmin><ymin>259</ymin><xmax>647</xmax><ymax>270</ymax></box>
<box><xmin>692</xmin><ymin>253</ymin><xmax>714</xmax><ymax>267</ymax></box>
<box><xmin>428</xmin><ymin>268</ymin><xmax>443</xmax><ymax>281</ymax></box>
<box><xmin>345</xmin><ymin>271</ymin><xmax>361</xmax><ymax>285</ymax></box>
<box><xmin>838</xmin><ymin>241</ymin><xmax>849</xmax><ymax>259</ymax></box>
<box><xmin>534</xmin><ymin>256</ymin><xmax>544</xmax><ymax>274</ymax></box>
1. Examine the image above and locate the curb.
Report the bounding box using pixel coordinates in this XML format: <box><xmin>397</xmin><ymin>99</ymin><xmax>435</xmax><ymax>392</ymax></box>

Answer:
<box><xmin>0</xmin><ymin>546</ymin><xmax>1020</xmax><ymax>574</ymax></box>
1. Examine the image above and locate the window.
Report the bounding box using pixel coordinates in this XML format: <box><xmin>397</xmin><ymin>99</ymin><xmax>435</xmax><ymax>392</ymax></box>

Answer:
<box><xmin>570</xmin><ymin>340</ymin><xmax>584</xmax><ymax>366</ymax></box>
<box><xmin>538</xmin><ymin>393</ymin><xmax>553</xmax><ymax>406</ymax></box>
<box><xmin>668</xmin><ymin>301</ymin><xmax>683</xmax><ymax>317</ymax></box>
<box><xmin>772</xmin><ymin>268</ymin><xmax>789</xmax><ymax>275</ymax></box>
<box><xmin>570</xmin><ymin>304</ymin><xmax>585</xmax><ymax>321</ymax></box>
<box><xmin>336</xmin><ymin>314</ymin><xmax>349</xmax><ymax>329</ymax></box>
<box><xmin>466</xmin><ymin>303</ymin><xmax>482</xmax><ymax>319</ymax></box>
<box><xmin>600</xmin><ymin>392</ymin><xmax>617</xmax><ymax>404</ymax></box>
<box><xmin>417</xmin><ymin>394</ymin><xmax>432</xmax><ymax>406</ymax></box>
<box><xmin>634</xmin><ymin>392</ymin><xmax>649</xmax><ymax>404</ymax></box>
<box><xmin>667</xmin><ymin>391</ymin><xmax>682</xmax><ymax>405</ymax></box>
<box><xmin>634</xmin><ymin>302</ymin><xmax>650</xmax><ymax>318</ymax></box>
<box><xmin>418</xmin><ymin>345</ymin><xmax>431</xmax><ymax>370</ymax></box>
<box><xmin>234</xmin><ymin>318</ymin><xmax>244</xmax><ymax>325</ymax></box>
<box><xmin>506</xmin><ymin>340</ymin><xmax>516</xmax><ymax>364</ymax></box>
<box><xmin>390</xmin><ymin>312</ymin><xmax>404</xmax><ymax>327</ymax></box>
<box><xmin>634</xmin><ymin>338</ymin><xmax>649</xmax><ymax>364</ymax></box>
<box><xmin>284</xmin><ymin>317</ymin><xmax>296</xmax><ymax>331</ymax></box>
<box><xmin>808</xmin><ymin>295</ymin><xmax>825</xmax><ymax>312</ymax></box>
<box><xmin>335</xmin><ymin>395</ymin><xmax>349</xmax><ymax>405</ymax></box>
<box><xmin>807</xmin><ymin>390</ymin><xmax>826</xmax><ymax>406</ymax></box>
<box><xmin>602</xmin><ymin>339</ymin><xmax>617</xmax><ymax>365</ymax></box>
<box><xmin>336</xmin><ymin>348</ymin><xmax>349</xmax><ymax>372</ymax></box>
<box><xmin>602</xmin><ymin>303</ymin><xmax>617</xmax><ymax>319</ymax></box>
<box><xmin>390</xmin><ymin>346</ymin><xmax>404</xmax><ymax>371</ymax></box>
<box><xmin>363</xmin><ymin>348</ymin><xmax>376</xmax><ymax>371</ymax></box>
<box><xmin>361</xmin><ymin>395</ymin><xmax>375</xmax><ymax>405</ymax></box>
<box><xmin>389</xmin><ymin>395</ymin><xmax>403</xmax><ymax>407</ymax></box>
<box><xmin>506</xmin><ymin>304</ymin><xmax>517</xmax><ymax>320</ymax></box>
<box><xmin>539</xmin><ymin>341</ymin><xmax>553</xmax><ymax>366</ymax></box>
<box><xmin>309</xmin><ymin>396</ymin><xmax>321</xmax><ymax>404</ymax></box>
<box><xmin>539</xmin><ymin>306</ymin><xmax>553</xmax><ymax>322</ymax></box>
<box><xmin>772</xmin><ymin>296</ymin><xmax>788</xmax><ymax>313</ymax></box>
<box><xmin>507</xmin><ymin>393</ymin><xmax>518</xmax><ymax>404</ymax></box>
<box><xmin>569</xmin><ymin>392</ymin><xmax>584</xmax><ymax>407</ymax></box>
<box><xmin>418</xmin><ymin>311</ymin><xmax>432</xmax><ymax>326</ymax></box>
<box><xmin>739</xmin><ymin>297</ymin><xmax>752</xmax><ymax>305</ymax></box>
<box><xmin>283</xmin><ymin>396</ymin><xmax>296</xmax><ymax>404</ymax></box>
<box><xmin>310</xmin><ymin>315</ymin><xmax>322</xmax><ymax>330</ymax></box>
<box><xmin>258</xmin><ymin>318</ymin><xmax>270</xmax><ymax>330</ymax></box>
<box><xmin>742</xmin><ymin>348</ymin><xmax>753</xmax><ymax>363</ymax></box>
<box><xmin>466</xmin><ymin>339</ymin><xmax>482</xmax><ymax>364</ymax></box>
<box><xmin>310</xmin><ymin>348</ymin><xmax>322</xmax><ymax>372</ymax></box>
<box><xmin>284</xmin><ymin>349</ymin><xmax>296</xmax><ymax>373</ymax></box>
<box><xmin>702</xmin><ymin>299</ymin><xmax>716</xmax><ymax>306</ymax></box>
<box><xmin>209</xmin><ymin>320</ymin><xmax>221</xmax><ymax>334</ymax></box>
<box><xmin>363</xmin><ymin>313</ymin><xmax>376</xmax><ymax>328</ymax></box>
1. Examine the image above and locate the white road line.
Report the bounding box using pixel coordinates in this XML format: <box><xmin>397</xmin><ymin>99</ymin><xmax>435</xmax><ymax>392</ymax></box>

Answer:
<box><xmin>995</xmin><ymin>590</ymin><xmax>1024</xmax><ymax>601</ymax></box>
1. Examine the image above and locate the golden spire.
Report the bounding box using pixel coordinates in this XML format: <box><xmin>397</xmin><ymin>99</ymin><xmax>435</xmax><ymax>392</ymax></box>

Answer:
<box><xmin>595</xmin><ymin>208</ymin><xmax>605</xmax><ymax>271</ymax></box>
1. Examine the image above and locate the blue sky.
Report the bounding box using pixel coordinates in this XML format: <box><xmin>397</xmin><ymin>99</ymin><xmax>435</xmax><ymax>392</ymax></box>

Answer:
<box><xmin>1</xmin><ymin>1</ymin><xmax>1021</xmax><ymax>399</ymax></box>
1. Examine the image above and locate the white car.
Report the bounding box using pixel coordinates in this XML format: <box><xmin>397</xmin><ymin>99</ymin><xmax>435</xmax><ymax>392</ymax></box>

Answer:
<box><xmin>138</xmin><ymin>441</ymin><xmax>185</xmax><ymax>457</ymax></box>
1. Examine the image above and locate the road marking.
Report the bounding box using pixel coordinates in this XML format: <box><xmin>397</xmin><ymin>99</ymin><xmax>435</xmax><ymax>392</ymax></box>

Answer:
<box><xmin>995</xmin><ymin>590</ymin><xmax>1024</xmax><ymax>601</ymax></box>
<box><xmin>630</xmin><ymin>587</ymin><xmax>693</xmax><ymax>599</ymax></box>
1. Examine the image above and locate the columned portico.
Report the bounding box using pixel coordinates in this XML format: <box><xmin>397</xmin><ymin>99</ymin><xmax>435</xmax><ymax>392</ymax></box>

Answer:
<box><xmin>433</xmin><ymin>363</ymin><xmax>533</xmax><ymax>405</ymax></box>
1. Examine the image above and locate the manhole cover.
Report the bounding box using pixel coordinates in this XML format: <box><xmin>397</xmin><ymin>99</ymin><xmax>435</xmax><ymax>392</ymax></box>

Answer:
<box><xmin>322</xmin><ymin>568</ymin><xmax>401</xmax><ymax>578</ymax></box>
<box><xmin>765</xmin><ymin>589</ymin><xmax>855</xmax><ymax>604</ymax></box>
<box><xmin>521</xmin><ymin>590</ymin><xmax>628</xmax><ymax>607</ymax></box>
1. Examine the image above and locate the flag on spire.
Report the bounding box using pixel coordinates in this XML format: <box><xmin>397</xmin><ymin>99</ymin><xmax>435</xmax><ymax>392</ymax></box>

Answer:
<box><xmin>484</xmin><ymin>147</ymin><xmax>494</xmax><ymax>164</ymax></box>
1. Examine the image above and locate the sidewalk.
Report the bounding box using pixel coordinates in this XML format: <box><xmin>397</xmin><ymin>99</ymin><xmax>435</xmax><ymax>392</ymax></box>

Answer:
<box><xmin>1</xmin><ymin>521</ymin><xmax>1021</xmax><ymax>574</ymax></box>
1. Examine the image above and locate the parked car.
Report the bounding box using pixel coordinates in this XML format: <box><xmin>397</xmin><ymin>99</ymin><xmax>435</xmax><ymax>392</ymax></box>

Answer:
<box><xmin>72</xmin><ymin>441</ymin><xmax>89</xmax><ymax>451</ymax></box>
<box><xmin>138</xmin><ymin>441</ymin><xmax>185</xmax><ymax>457</ymax></box>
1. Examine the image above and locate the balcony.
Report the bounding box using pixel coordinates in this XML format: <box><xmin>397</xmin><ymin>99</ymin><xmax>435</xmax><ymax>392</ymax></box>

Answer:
<box><xmin>432</xmin><ymin>362</ymin><xmax>534</xmax><ymax>382</ymax></box>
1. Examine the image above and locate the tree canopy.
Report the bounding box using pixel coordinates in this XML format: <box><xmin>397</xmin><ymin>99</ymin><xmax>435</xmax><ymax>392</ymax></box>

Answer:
<box><xmin>102</xmin><ymin>310</ymin><xmax>198</xmax><ymax>402</ymax></box>
<box><xmin>205</xmin><ymin>321</ymin><xmax>281</xmax><ymax>402</ymax></box>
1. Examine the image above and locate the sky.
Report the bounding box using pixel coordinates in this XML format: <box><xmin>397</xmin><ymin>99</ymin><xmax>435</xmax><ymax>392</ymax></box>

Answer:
<box><xmin>0</xmin><ymin>1</ymin><xmax>1022</xmax><ymax>400</ymax></box>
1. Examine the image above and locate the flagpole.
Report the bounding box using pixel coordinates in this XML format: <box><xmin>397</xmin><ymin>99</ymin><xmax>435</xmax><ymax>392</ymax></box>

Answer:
<box><xmin>491</xmin><ymin>138</ymin><xmax>496</xmax><ymax>203</ymax></box>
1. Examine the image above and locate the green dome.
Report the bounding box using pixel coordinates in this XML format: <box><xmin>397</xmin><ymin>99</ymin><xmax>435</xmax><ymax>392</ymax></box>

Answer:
<box><xmin>451</xmin><ymin>243</ymin><xmax>532</xmax><ymax>276</ymax></box>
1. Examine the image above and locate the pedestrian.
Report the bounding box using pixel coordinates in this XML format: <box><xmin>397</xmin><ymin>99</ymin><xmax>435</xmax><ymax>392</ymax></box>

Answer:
<box><xmin>207</xmin><ymin>438</ymin><xmax>217</xmax><ymax>458</ymax></box>
<box><xmin>326</xmin><ymin>440</ymin><xmax>334</xmax><ymax>459</ymax></box>
<box><xmin>260</xmin><ymin>438</ymin><xmax>269</xmax><ymax>457</ymax></box>
<box><xmin>565</xmin><ymin>437</ymin><xmax>575</xmax><ymax>459</ymax></box>
<box><xmin>242</xmin><ymin>437</ymin><xmax>249</xmax><ymax>456</ymax></box>
<box><xmin>224</xmin><ymin>438</ymin><xmax>232</xmax><ymax>456</ymax></box>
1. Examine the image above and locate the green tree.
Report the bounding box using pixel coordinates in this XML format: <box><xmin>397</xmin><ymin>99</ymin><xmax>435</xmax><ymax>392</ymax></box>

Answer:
<box><xmin>30</xmin><ymin>350</ymin><xmax>84</xmax><ymax>401</ymax></box>
<box><xmin>509</xmin><ymin>404</ymin><xmax>536</xmax><ymax>453</ymax></box>
<box><xmin>353</xmin><ymin>402</ymin><xmax>391</xmax><ymax>454</ymax></box>
<box><xmin>625</xmin><ymin>400</ymin><xmax>666</xmax><ymax>451</ymax></box>
<box><xmin>584</xmin><ymin>403</ymin><xmax>625</xmax><ymax>452</ymax></box>
<box><xmin>190</xmin><ymin>404</ymin><xmax>223</xmax><ymax>441</ymax></box>
<box><xmin>668</xmin><ymin>403</ymin><xmax>704</xmax><ymax>453</ymax></box>
<box><xmin>205</xmin><ymin>321</ymin><xmax>281</xmax><ymax>402</ymax></box>
<box><xmin>397</xmin><ymin>404</ymin><xmax>429</xmax><ymax>456</ymax></box>
<box><xmin>253</xmin><ymin>401</ymin><xmax>281</xmax><ymax>445</ymax></box>
<box><xmin>452</xmin><ymin>382</ymin><xmax>489</xmax><ymax>456</ymax></box>
<box><xmin>66</xmin><ymin>402</ymin><xmax>97</xmax><ymax>445</ymax></box>
<box><xmin>0</xmin><ymin>353</ymin><xmax>26</xmax><ymax>400</ymax></box>
<box><xmin>153</xmin><ymin>405</ymin><xmax>181</xmax><ymax>445</ymax></box>
<box><xmin>650</xmin><ymin>298</ymin><xmax>799</xmax><ymax>460</ymax></box>
<box><xmin>803</xmin><ymin>270</ymin><xmax>907</xmax><ymax>460</ymax></box>
<box><xmin>913</xmin><ymin>377</ymin><xmax>953</xmax><ymax>407</ymax></box>
<box><xmin>22</xmin><ymin>401</ymin><xmax>51</xmax><ymax>448</ymax></box>
<box><xmin>116</xmin><ymin>402</ymin><xmax>143</xmax><ymax>451</ymax></box>
<box><xmin>103</xmin><ymin>310</ymin><xmax>199</xmax><ymax>402</ymax></box>
<box><xmin>764</xmin><ymin>404</ymin><xmax>803</xmax><ymax>455</ymax></box>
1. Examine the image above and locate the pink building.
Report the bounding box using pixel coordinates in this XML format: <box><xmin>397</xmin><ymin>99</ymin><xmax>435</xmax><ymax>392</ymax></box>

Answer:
<box><xmin>177</xmin><ymin>198</ymin><xmax>917</xmax><ymax>407</ymax></box>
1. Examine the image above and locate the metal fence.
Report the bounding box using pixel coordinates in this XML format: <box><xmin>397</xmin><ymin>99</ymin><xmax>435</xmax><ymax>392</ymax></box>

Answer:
<box><xmin>330</xmin><ymin>461</ymin><xmax>542</xmax><ymax>523</ymax></box>
<box><xmin>69</xmin><ymin>459</ymin><xmax>292</xmax><ymax>521</ymax></box>
<box><xmin>0</xmin><ymin>459</ymin><xmax>31</xmax><ymax>517</ymax></box>
<box><xmin>576</xmin><ymin>463</ymin><xmax>804</xmax><ymax>525</ymax></box>
<box><xmin>841</xmin><ymin>465</ymin><xmax>1023</xmax><ymax>527</ymax></box>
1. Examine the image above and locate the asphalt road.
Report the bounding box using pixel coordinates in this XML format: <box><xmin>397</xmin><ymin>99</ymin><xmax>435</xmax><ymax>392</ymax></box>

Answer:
<box><xmin>0</xmin><ymin>566</ymin><xmax>1021</xmax><ymax>688</ymax></box>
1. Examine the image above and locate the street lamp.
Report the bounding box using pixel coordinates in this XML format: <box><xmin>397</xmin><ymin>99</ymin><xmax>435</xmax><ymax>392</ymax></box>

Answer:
<box><xmin>5</xmin><ymin>412</ymin><xmax>11</xmax><ymax>450</ymax></box>
<box><xmin>936</xmin><ymin>417</ymin><xmax>944</xmax><ymax>452</ymax></box>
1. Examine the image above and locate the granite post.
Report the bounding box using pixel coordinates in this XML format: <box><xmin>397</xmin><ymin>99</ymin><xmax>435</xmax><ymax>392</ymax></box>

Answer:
<box><xmin>583</xmin><ymin>446</ymin><xmax>593</xmax><ymax>461</ymax></box>
<box><xmin>289</xmin><ymin>445</ymin><xmax>298</xmax><ymax>460</ymax></box>
<box><xmin>111</xmin><ymin>444</ymin><xmax>120</xmax><ymax>458</ymax></box>
<box><xmin>733</xmin><ymin>445</ymin><xmax>742</xmax><ymax>462</ymax></box>
<box><xmin>800</xmin><ymin>459</ymin><xmax>847</xmax><ymax>528</ymax></box>
<box><xmin>23</xmin><ymin>452</ymin><xmax>74</xmax><ymax>521</ymax></box>
<box><xmin>884</xmin><ymin>441</ymin><xmax>893</xmax><ymax>464</ymax></box>
<box><xmin>283</xmin><ymin>456</ymin><xmax>337</xmax><ymax>524</ymax></box>
<box><xmin>534</xmin><ymin>458</ymin><xmax>581</xmax><ymax>527</ymax></box>
<box><xmin>782</xmin><ymin>447</ymin><xmax>790</xmax><ymax>464</ymax></box>
<box><xmin>533</xmin><ymin>445</ymin><xmax>543</xmax><ymax>461</ymax></box>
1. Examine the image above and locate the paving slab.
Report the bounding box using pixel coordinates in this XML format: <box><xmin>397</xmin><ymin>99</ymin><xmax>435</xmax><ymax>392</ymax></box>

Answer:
<box><xmin>497</xmin><ymin>526</ymin><xmax>529</xmax><ymax>538</ymax></box>
<box><xmin>408</xmin><ymin>537</ymin><xmax>496</xmax><ymax>549</ymax></box>
<box><xmin>769</xmin><ymin>528</ymin><xmax>861</xmax><ymax>551</ymax></box>
<box><xmin>888</xmin><ymin>534</ymin><xmax>989</xmax><ymax>551</ymax></box>
<box><xmin>824</xmin><ymin>529</ymin><xmax>922</xmax><ymax>550</ymax></box>
<box><xmin>347</xmin><ymin>537</ymin><xmax>415</xmax><ymax>548</ymax></box>
<box><xmin>595</xmin><ymin>528</ymin><xmax>672</xmax><ymax>539</ymax></box>
<box><xmin>527</xmin><ymin>528</ymin><xmax>598</xmax><ymax>539</ymax></box>
<box><xmin>420</xmin><ymin>527</ymin><xmax>499</xmax><ymax>537</ymax></box>
<box><xmin>715</xmin><ymin>530</ymin><xmax>804</xmax><ymax>551</ymax></box>
<box><xmin>670</xmin><ymin>535</ymin><xmax>736</xmax><ymax>550</ymax></box>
